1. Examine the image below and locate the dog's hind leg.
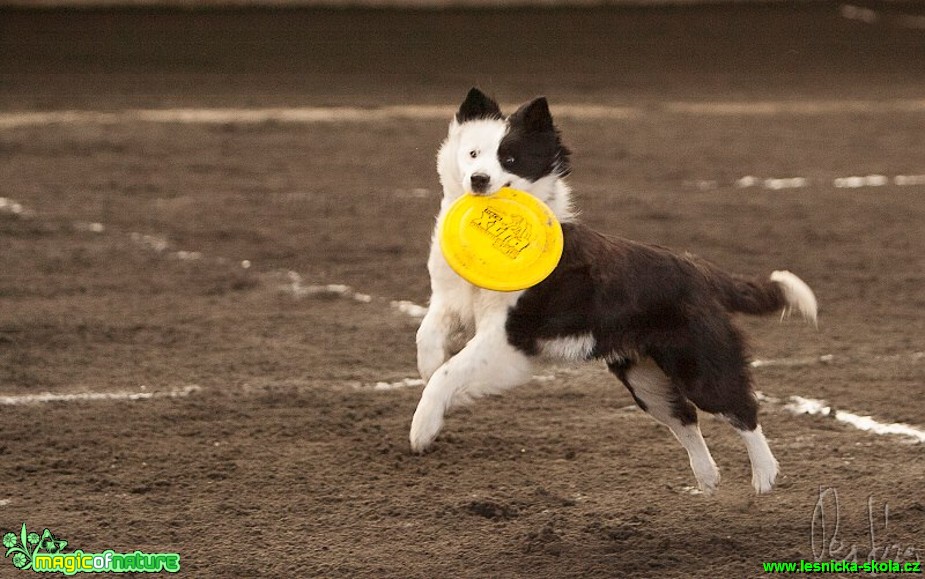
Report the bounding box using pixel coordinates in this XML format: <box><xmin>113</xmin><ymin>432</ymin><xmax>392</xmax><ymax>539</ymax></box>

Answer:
<box><xmin>662</xmin><ymin>327</ymin><xmax>779</xmax><ymax>495</ymax></box>
<box><xmin>609</xmin><ymin>358</ymin><xmax>721</xmax><ymax>495</ymax></box>
<box><xmin>697</xmin><ymin>383</ymin><xmax>779</xmax><ymax>494</ymax></box>
<box><xmin>736</xmin><ymin>425</ymin><xmax>779</xmax><ymax>495</ymax></box>
<box><xmin>410</xmin><ymin>324</ymin><xmax>534</xmax><ymax>453</ymax></box>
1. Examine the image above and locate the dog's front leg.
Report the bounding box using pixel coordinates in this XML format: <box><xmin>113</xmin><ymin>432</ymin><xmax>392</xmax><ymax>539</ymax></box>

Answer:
<box><xmin>410</xmin><ymin>324</ymin><xmax>534</xmax><ymax>453</ymax></box>
<box><xmin>415</xmin><ymin>302</ymin><xmax>458</xmax><ymax>383</ymax></box>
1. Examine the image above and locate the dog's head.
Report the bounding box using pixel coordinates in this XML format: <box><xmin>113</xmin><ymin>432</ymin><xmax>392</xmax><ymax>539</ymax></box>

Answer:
<box><xmin>437</xmin><ymin>88</ymin><xmax>572</xmax><ymax>215</ymax></box>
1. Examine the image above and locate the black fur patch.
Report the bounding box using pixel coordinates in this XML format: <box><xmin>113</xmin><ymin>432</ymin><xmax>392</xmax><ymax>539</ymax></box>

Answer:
<box><xmin>506</xmin><ymin>222</ymin><xmax>781</xmax><ymax>430</ymax></box>
<box><xmin>456</xmin><ymin>87</ymin><xmax>502</xmax><ymax>123</ymax></box>
<box><xmin>499</xmin><ymin>97</ymin><xmax>571</xmax><ymax>181</ymax></box>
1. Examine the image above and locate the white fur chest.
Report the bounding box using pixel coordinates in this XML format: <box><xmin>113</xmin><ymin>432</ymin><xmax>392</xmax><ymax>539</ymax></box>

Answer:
<box><xmin>426</xmin><ymin>213</ymin><xmax>524</xmax><ymax>330</ymax></box>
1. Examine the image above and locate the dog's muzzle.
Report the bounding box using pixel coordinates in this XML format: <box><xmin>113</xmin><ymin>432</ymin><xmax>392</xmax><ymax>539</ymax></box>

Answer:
<box><xmin>469</xmin><ymin>173</ymin><xmax>491</xmax><ymax>194</ymax></box>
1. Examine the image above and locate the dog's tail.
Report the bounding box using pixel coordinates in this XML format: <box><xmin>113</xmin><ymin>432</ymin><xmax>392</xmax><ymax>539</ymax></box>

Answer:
<box><xmin>715</xmin><ymin>270</ymin><xmax>818</xmax><ymax>325</ymax></box>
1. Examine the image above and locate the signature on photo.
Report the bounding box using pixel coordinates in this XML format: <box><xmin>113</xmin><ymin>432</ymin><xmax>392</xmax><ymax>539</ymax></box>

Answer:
<box><xmin>811</xmin><ymin>486</ymin><xmax>921</xmax><ymax>566</ymax></box>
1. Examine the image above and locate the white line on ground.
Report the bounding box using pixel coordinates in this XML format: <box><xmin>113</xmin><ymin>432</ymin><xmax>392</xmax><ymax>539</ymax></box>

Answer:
<box><xmin>833</xmin><ymin>175</ymin><xmax>890</xmax><ymax>188</ymax></box>
<box><xmin>359</xmin><ymin>374</ymin><xmax>556</xmax><ymax>391</ymax></box>
<box><xmin>892</xmin><ymin>175</ymin><xmax>925</xmax><ymax>186</ymax></box>
<box><xmin>371</xmin><ymin>378</ymin><xmax>426</xmax><ymax>391</ymax></box>
<box><xmin>662</xmin><ymin>100</ymin><xmax>925</xmax><ymax>116</ymax></box>
<box><xmin>761</xmin><ymin>177</ymin><xmax>810</xmax><ymax>191</ymax></box>
<box><xmin>841</xmin><ymin>3</ymin><xmax>925</xmax><ymax>30</ymax></box>
<box><xmin>1</xmin><ymin>192</ymin><xmax>417</xmax><ymax>318</ymax></box>
<box><xmin>840</xmin><ymin>4</ymin><xmax>879</xmax><ymax>24</ymax></box>
<box><xmin>784</xmin><ymin>395</ymin><xmax>925</xmax><ymax>444</ymax></box>
<box><xmin>0</xmin><ymin>196</ymin><xmax>34</xmax><ymax>217</ymax></box>
<box><xmin>390</xmin><ymin>300</ymin><xmax>428</xmax><ymax>318</ymax></box>
<box><xmin>752</xmin><ymin>352</ymin><xmax>923</xmax><ymax>367</ymax></box>
<box><xmin>0</xmin><ymin>385</ymin><xmax>201</xmax><ymax>406</ymax></box>
<box><xmin>689</xmin><ymin>174</ymin><xmax>925</xmax><ymax>191</ymax></box>
<box><xmin>3</xmin><ymin>99</ymin><xmax>925</xmax><ymax>130</ymax></box>
<box><xmin>751</xmin><ymin>355</ymin><xmax>835</xmax><ymax>368</ymax></box>
<box><xmin>283</xmin><ymin>271</ymin><xmax>374</xmax><ymax>303</ymax></box>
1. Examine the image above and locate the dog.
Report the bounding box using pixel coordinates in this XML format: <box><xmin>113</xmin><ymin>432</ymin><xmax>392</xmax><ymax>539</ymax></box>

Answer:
<box><xmin>411</xmin><ymin>87</ymin><xmax>817</xmax><ymax>495</ymax></box>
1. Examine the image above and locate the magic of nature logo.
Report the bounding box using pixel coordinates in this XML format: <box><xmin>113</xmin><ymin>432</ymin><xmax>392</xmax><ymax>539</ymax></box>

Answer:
<box><xmin>3</xmin><ymin>524</ymin><xmax>180</xmax><ymax>575</ymax></box>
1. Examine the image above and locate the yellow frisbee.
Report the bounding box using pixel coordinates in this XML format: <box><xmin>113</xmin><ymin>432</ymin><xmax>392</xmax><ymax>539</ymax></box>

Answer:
<box><xmin>439</xmin><ymin>187</ymin><xmax>564</xmax><ymax>292</ymax></box>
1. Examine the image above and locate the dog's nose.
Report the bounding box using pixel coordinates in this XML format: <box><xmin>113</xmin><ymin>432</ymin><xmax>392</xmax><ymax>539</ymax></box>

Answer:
<box><xmin>470</xmin><ymin>173</ymin><xmax>491</xmax><ymax>193</ymax></box>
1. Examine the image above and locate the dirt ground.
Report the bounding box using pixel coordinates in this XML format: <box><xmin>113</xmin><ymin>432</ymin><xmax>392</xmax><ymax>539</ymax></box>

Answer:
<box><xmin>1</xmin><ymin>4</ymin><xmax>923</xmax><ymax>578</ymax></box>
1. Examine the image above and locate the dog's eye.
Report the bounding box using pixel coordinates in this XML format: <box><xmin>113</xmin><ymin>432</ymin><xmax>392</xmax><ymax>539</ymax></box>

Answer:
<box><xmin>502</xmin><ymin>155</ymin><xmax>516</xmax><ymax>167</ymax></box>
<box><xmin>469</xmin><ymin>150</ymin><xmax>479</xmax><ymax>159</ymax></box>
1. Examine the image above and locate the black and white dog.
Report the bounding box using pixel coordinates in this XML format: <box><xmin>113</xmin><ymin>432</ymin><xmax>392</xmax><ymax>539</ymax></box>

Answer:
<box><xmin>411</xmin><ymin>88</ymin><xmax>817</xmax><ymax>495</ymax></box>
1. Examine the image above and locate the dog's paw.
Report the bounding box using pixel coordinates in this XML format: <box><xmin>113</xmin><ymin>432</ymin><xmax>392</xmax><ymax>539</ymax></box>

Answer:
<box><xmin>696</xmin><ymin>467</ymin><xmax>721</xmax><ymax>496</ymax></box>
<box><xmin>690</xmin><ymin>457</ymin><xmax>721</xmax><ymax>496</ymax></box>
<box><xmin>752</xmin><ymin>458</ymin><xmax>779</xmax><ymax>494</ymax></box>
<box><xmin>409</xmin><ymin>401</ymin><xmax>445</xmax><ymax>453</ymax></box>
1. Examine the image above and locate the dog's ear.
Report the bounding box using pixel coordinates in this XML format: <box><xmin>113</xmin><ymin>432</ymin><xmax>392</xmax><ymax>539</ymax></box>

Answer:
<box><xmin>456</xmin><ymin>87</ymin><xmax>502</xmax><ymax>122</ymax></box>
<box><xmin>509</xmin><ymin>97</ymin><xmax>554</xmax><ymax>133</ymax></box>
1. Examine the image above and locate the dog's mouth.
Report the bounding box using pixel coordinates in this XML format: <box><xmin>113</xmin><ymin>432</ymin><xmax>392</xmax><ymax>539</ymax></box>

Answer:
<box><xmin>468</xmin><ymin>183</ymin><xmax>511</xmax><ymax>197</ymax></box>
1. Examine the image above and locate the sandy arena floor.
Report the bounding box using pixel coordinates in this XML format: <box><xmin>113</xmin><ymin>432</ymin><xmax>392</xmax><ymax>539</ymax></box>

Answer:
<box><xmin>1</xmin><ymin>4</ymin><xmax>923</xmax><ymax>577</ymax></box>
